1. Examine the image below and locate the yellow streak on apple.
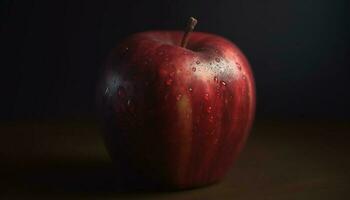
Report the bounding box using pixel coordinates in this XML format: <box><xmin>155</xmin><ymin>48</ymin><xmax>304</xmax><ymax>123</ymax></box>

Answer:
<box><xmin>174</xmin><ymin>94</ymin><xmax>193</xmax><ymax>185</ymax></box>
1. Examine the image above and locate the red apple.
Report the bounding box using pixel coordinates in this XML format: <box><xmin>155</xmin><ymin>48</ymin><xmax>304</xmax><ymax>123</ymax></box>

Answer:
<box><xmin>97</xmin><ymin>18</ymin><xmax>255</xmax><ymax>189</ymax></box>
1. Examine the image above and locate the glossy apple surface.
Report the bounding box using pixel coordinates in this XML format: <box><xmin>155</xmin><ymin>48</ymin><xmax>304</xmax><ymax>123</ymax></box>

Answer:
<box><xmin>97</xmin><ymin>31</ymin><xmax>255</xmax><ymax>189</ymax></box>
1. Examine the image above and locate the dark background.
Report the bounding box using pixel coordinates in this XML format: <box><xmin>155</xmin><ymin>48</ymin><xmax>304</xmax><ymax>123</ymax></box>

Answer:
<box><xmin>1</xmin><ymin>0</ymin><xmax>350</xmax><ymax>120</ymax></box>
<box><xmin>1</xmin><ymin>1</ymin><xmax>350</xmax><ymax>198</ymax></box>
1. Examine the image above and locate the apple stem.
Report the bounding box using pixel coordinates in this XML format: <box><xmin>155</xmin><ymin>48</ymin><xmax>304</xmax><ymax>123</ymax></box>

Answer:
<box><xmin>180</xmin><ymin>17</ymin><xmax>198</xmax><ymax>48</ymax></box>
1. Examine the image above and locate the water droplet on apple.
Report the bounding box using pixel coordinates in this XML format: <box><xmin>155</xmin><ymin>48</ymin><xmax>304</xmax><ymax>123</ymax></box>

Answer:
<box><xmin>242</xmin><ymin>75</ymin><xmax>246</xmax><ymax>80</ymax></box>
<box><xmin>192</xmin><ymin>67</ymin><xmax>196</xmax><ymax>72</ymax></box>
<box><xmin>104</xmin><ymin>87</ymin><xmax>109</xmax><ymax>95</ymax></box>
<box><xmin>236</xmin><ymin>63</ymin><xmax>242</xmax><ymax>70</ymax></box>
<box><xmin>215</xmin><ymin>58</ymin><xmax>220</xmax><ymax>62</ymax></box>
<box><xmin>207</xmin><ymin>106</ymin><xmax>212</xmax><ymax>113</ymax></box>
<box><xmin>165</xmin><ymin>78</ymin><xmax>173</xmax><ymax>86</ymax></box>
<box><xmin>123</xmin><ymin>47</ymin><xmax>129</xmax><ymax>55</ymax></box>
<box><xmin>204</xmin><ymin>93</ymin><xmax>209</xmax><ymax>100</ymax></box>
<box><xmin>221</xmin><ymin>81</ymin><xmax>227</xmax><ymax>86</ymax></box>
<box><xmin>127</xmin><ymin>99</ymin><xmax>135</xmax><ymax>112</ymax></box>
<box><xmin>214</xmin><ymin>76</ymin><xmax>218</xmax><ymax>83</ymax></box>
<box><xmin>188</xmin><ymin>87</ymin><xmax>193</xmax><ymax>92</ymax></box>
<box><xmin>209</xmin><ymin>115</ymin><xmax>214</xmax><ymax>122</ymax></box>
<box><xmin>196</xmin><ymin>60</ymin><xmax>200</xmax><ymax>65</ymax></box>
<box><xmin>117</xmin><ymin>86</ymin><xmax>126</xmax><ymax>97</ymax></box>
<box><xmin>214</xmin><ymin>138</ymin><xmax>219</xmax><ymax>144</ymax></box>
<box><xmin>176</xmin><ymin>94</ymin><xmax>182</xmax><ymax>101</ymax></box>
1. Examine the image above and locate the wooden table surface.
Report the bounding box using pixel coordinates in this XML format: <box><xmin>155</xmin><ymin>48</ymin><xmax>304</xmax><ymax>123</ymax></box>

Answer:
<box><xmin>1</xmin><ymin>119</ymin><xmax>349</xmax><ymax>199</ymax></box>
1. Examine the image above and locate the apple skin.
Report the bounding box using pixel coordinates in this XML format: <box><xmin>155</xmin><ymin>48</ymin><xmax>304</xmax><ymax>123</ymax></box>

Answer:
<box><xmin>97</xmin><ymin>31</ymin><xmax>255</xmax><ymax>189</ymax></box>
